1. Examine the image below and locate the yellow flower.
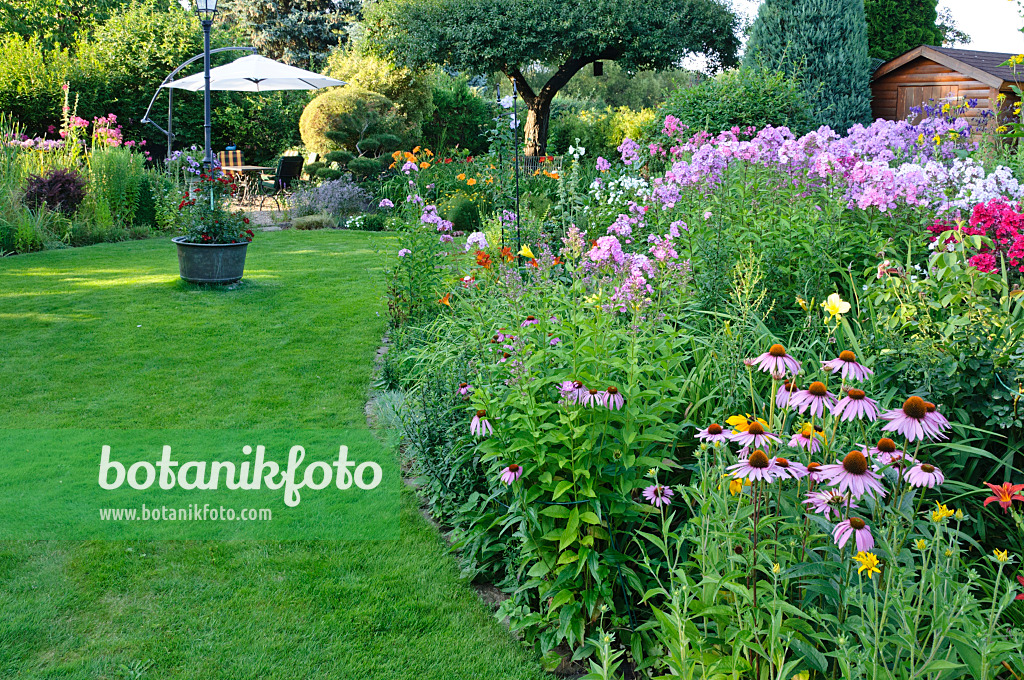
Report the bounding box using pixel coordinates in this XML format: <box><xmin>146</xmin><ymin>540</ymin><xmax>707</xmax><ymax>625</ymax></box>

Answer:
<box><xmin>994</xmin><ymin>548</ymin><xmax>1010</xmax><ymax>563</ymax></box>
<box><xmin>726</xmin><ymin>414</ymin><xmax>768</xmax><ymax>434</ymax></box>
<box><xmin>954</xmin><ymin>509</ymin><xmax>964</xmax><ymax>521</ymax></box>
<box><xmin>853</xmin><ymin>551</ymin><xmax>881</xmax><ymax>578</ymax></box>
<box><xmin>933</xmin><ymin>134</ymin><xmax>942</xmax><ymax>145</ymax></box>
<box><xmin>821</xmin><ymin>293</ymin><xmax>851</xmax><ymax>320</ymax></box>
<box><xmin>728</xmin><ymin>476</ymin><xmax>750</xmax><ymax>496</ymax></box>
<box><xmin>914</xmin><ymin>539</ymin><xmax>928</xmax><ymax>551</ymax></box>
<box><xmin>941</xmin><ymin>103</ymin><xmax>951</xmax><ymax>113</ymax></box>
<box><xmin>998</xmin><ymin>125</ymin><xmax>1009</xmax><ymax>133</ymax></box>
<box><xmin>391</xmin><ymin>150</ymin><xmax>403</xmax><ymax>161</ymax></box>
<box><xmin>795</xmin><ymin>295</ymin><xmax>808</xmax><ymax>311</ymax></box>
<box><xmin>998</xmin><ymin>93</ymin><xmax>1007</xmax><ymax>102</ymax></box>
<box><xmin>917</xmin><ymin>133</ymin><xmax>925</xmax><ymax>144</ymax></box>
<box><xmin>518</xmin><ymin>245</ymin><xmax>535</xmax><ymax>259</ymax></box>
<box><xmin>647</xmin><ymin>468</ymin><xmax>657</xmax><ymax>477</ymax></box>
<box><xmin>466</xmin><ymin>178</ymin><xmax>477</xmax><ymax>186</ymax></box>
<box><xmin>931</xmin><ymin>502</ymin><xmax>955</xmax><ymax>523</ymax></box>
<box><xmin>413</xmin><ymin>145</ymin><xmax>421</xmax><ymax>153</ymax></box>
<box><xmin>772</xmin><ymin>562</ymin><xmax>781</xmax><ymax>574</ymax></box>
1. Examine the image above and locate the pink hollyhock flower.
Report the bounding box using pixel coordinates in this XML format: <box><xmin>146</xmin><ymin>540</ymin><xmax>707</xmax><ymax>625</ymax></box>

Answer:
<box><xmin>821</xmin><ymin>350</ymin><xmax>873</xmax><ymax>381</ymax></box>
<box><xmin>643</xmin><ymin>484</ymin><xmax>674</xmax><ymax>508</ymax></box>
<box><xmin>803</xmin><ymin>489</ymin><xmax>857</xmax><ymax>519</ymax></box>
<box><xmin>834</xmin><ymin>517</ymin><xmax>875</xmax><ymax>552</ymax></box>
<box><xmin>881</xmin><ymin>396</ymin><xmax>947</xmax><ymax>442</ymax></box>
<box><xmin>696</xmin><ymin>422</ymin><xmax>731</xmax><ymax>444</ymax></box>
<box><xmin>792</xmin><ymin>381</ymin><xmax>838</xmax><ymax>418</ymax></box>
<box><xmin>820</xmin><ymin>450</ymin><xmax>887</xmax><ymax>498</ymax></box>
<box><xmin>470</xmin><ymin>410</ymin><xmax>493</xmax><ymax>437</ymax></box>
<box><xmin>500</xmin><ymin>464</ymin><xmax>523</xmax><ymax>484</ymax></box>
<box><xmin>749</xmin><ymin>343</ymin><xmax>801</xmax><ymax>376</ymax></box>
<box><xmin>726</xmin><ymin>449</ymin><xmax>779</xmax><ymax>482</ymax></box>
<box><xmin>905</xmin><ymin>462</ymin><xmax>944</xmax><ymax>488</ymax></box>
<box><xmin>728</xmin><ymin>421</ymin><xmax>781</xmax><ymax>449</ymax></box>
<box><xmin>832</xmin><ymin>388</ymin><xmax>880</xmax><ymax>422</ymax></box>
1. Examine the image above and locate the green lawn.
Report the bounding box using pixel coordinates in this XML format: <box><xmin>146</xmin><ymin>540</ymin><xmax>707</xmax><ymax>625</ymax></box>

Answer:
<box><xmin>0</xmin><ymin>231</ymin><xmax>545</xmax><ymax>680</ymax></box>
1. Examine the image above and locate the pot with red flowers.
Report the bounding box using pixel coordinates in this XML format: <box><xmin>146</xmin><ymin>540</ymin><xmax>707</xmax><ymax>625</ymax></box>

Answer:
<box><xmin>172</xmin><ymin>172</ymin><xmax>254</xmax><ymax>284</ymax></box>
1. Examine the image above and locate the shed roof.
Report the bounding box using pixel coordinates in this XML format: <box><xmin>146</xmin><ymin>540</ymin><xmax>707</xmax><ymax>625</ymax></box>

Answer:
<box><xmin>871</xmin><ymin>45</ymin><xmax>1022</xmax><ymax>89</ymax></box>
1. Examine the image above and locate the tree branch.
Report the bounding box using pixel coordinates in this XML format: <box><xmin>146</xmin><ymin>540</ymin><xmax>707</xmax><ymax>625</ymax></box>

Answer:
<box><xmin>537</xmin><ymin>46</ymin><xmax>623</xmax><ymax>102</ymax></box>
<box><xmin>505</xmin><ymin>65</ymin><xmax>537</xmax><ymax>106</ymax></box>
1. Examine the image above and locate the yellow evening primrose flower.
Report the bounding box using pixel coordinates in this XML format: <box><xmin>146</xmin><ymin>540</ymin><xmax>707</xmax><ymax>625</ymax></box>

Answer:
<box><xmin>932</xmin><ymin>502</ymin><xmax>955</xmax><ymax>523</ymax></box>
<box><xmin>518</xmin><ymin>245</ymin><xmax>535</xmax><ymax>259</ymax></box>
<box><xmin>914</xmin><ymin>539</ymin><xmax>928</xmax><ymax>551</ymax></box>
<box><xmin>821</xmin><ymin>293</ymin><xmax>851</xmax><ymax>320</ymax></box>
<box><xmin>853</xmin><ymin>551</ymin><xmax>881</xmax><ymax>578</ymax></box>
<box><xmin>994</xmin><ymin>549</ymin><xmax>1010</xmax><ymax>563</ymax></box>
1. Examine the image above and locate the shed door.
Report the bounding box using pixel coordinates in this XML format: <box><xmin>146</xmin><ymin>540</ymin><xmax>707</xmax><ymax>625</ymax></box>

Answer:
<box><xmin>896</xmin><ymin>85</ymin><xmax>959</xmax><ymax>122</ymax></box>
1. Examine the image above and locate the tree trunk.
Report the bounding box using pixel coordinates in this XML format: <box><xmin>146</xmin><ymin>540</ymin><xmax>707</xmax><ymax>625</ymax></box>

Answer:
<box><xmin>523</xmin><ymin>95</ymin><xmax>552</xmax><ymax>157</ymax></box>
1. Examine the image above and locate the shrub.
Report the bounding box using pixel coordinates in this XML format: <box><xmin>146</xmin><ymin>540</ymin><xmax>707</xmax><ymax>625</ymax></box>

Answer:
<box><xmin>346</xmin><ymin>213</ymin><xmax>386</xmax><ymax>231</ymax></box>
<box><xmin>422</xmin><ymin>73</ymin><xmax>492</xmax><ymax>155</ymax></box>
<box><xmin>304</xmin><ymin>161</ymin><xmax>325</xmax><ymax>179</ymax></box>
<box><xmin>443</xmin><ymin>193</ymin><xmax>481</xmax><ymax>232</ymax></box>
<box><xmin>324</xmin><ymin>49</ymin><xmax>435</xmax><ymax>136</ymax></box>
<box><xmin>657</xmin><ymin>66</ymin><xmax>816</xmax><ymax>136</ymax></box>
<box><xmin>548</xmin><ymin>105</ymin><xmax>655</xmax><ymax>157</ymax></box>
<box><xmin>299</xmin><ymin>85</ymin><xmax>403</xmax><ymax>155</ymax></box>
<box><xmin>289</xmin><ymin>176</ymin><xmax>372</xmax><ymax>220</ymax></box>
<box><xmin>88</xmin><ymin>147</ymin><xmax>145</xmax><ymax>227</ymax></box>
<box><xmin>315</xmin><ymin>167</ymin><xmax>343</xmax><ymax>181</ymax></box>
<box><xmin>347</xmin><ymin>157</ymin><xmax>382</xmax><ymax>178</ymax></box>
<box><xmin>324</xmin><ymin>150</ymin><xmax>354</xmax><ymax>165</ymax></box>
<box><xmin>23</xmin><ymin>167</ymin><xmax>87</xmax><ymax>215</ymax></box>
<box><xmin>292</xmin><ymin>212</ymin><xmax>336</xmax><ymax>230</ymax></box>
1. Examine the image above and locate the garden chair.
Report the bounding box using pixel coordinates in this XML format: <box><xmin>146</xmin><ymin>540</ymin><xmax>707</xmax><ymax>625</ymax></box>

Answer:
<box><xmin>258</xmin><ymin>156</ymin><xmax>304</xmax><ymax>210</ymax></box>
<box><xmin>217</xmin><ymin>149</ymin><xmax>245</xmax><ymax>179</ymax></box>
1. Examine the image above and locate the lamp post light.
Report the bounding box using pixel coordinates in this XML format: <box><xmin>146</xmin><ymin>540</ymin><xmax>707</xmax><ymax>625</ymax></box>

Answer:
<box><xmin>193</xmin><ymin>0</ymin><xmax>217</xmax><ymax>206</ymax></box>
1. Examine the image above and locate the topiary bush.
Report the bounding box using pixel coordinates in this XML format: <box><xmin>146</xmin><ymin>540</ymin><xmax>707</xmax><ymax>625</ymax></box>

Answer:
<box><xmin>422</xmin><ymin>73</ymin><xmax>492</xmax><ymax>155</ymax></box>
<box><xmin>324</xmin><ymin>150</ymin><xmax>354</xmax><ymax>165</ymax></box>
<box><xmin>24</xmin><ymin>167</ymin><xmax>87</xmax><ymax>215</ymax></box>
<box><xmin>299</xmin><ymin>85</ymin><xmax>403</xmax><ymax>155</ymax></box>
<box><xmin>443</xmin><ymin>193</ymin><xmax>481</xmax><ymax>233</ymax></box>
<box><xmin>315</xmin><ymin>167</ymin><xmax>343</xmax><ymax>181</ymax></box>
<box><xmin>347</xmin><ymin>157</ymin><xmax>382</xmax><ymax>179</ymax></box>
<box><xmin>657</xmin><ymin>66</ymin><xmax>815</xmax><ymax>137</ymax></box>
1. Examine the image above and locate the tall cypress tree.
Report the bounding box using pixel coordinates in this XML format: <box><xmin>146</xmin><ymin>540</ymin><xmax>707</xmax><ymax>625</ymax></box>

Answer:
<box><xmin>864</xmin><ymin>0</ymin><xmax>944</xmax><ymax>61</ymax></box>
<box><xmin>745</xmin><ymin>0</ymin><xmax>872</xmax><ymax>133</ymax></box>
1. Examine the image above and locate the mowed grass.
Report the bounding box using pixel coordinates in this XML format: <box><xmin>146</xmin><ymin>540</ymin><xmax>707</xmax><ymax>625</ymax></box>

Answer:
<box><xmin>0</xmin><ymin>231</ymin><xmax>546</xmax><ymax>680</ymax></box>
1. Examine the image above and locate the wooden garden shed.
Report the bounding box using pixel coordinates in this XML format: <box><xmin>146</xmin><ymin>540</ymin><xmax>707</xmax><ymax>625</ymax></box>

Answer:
<box><xmin>869</xmin><ymin>45</ymin><xmax>1021</xmax><ymax>124</ymax></box>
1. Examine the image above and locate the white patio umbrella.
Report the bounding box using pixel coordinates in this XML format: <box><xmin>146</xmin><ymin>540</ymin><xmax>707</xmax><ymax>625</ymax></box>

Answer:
<box><xmin>163</xmin><ymin>54</ymin><xmax>345</xmax><ymax>92</ymax></box>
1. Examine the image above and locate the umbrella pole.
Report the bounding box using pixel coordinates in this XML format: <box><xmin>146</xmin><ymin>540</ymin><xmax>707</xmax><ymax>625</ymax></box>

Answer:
<box><xmin>167</xmin><ymin>87</ymin><xmax>173</xmax><ymax>161</ymax></box>
<box><xmin>202</xmin><ymin>17</ymin><xmax>214</xmax><ymax>210</ymax></box>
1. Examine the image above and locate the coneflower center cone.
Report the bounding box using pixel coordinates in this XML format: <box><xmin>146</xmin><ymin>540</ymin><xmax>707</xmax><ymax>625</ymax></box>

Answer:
<box><xmin>903</xmin><ymin>396</ymin><xmax>927</xmax><ymax>419</ymax></box>
<box><xmin>747</xmin><ymin>422</ymin><xmax>765</xmax><ymax>435</ymax></box>
<box><xmin>776</xmin><ymin>457</ymin><xmax>790</xmax><ymax>468</ymax></box>
<box><xmin>607</xmin><ymin>386</ymin><xmax>618</xmax><ymax>395</ymax></box>
<box><xmin>848</xmin><ymin>388</ymin><xmax>866</xmax><ymax>400</ymax></box>
<box><xmin>708</xmin><ymin>423</ymin><xmax>723</xmax><ymax>434</ymax></box>
<box><xmin>508</xmin><ymin>464</ymin><xmax>520</xmax><ymax>473</ymax></box>
<box><xmin>921</xmin><ymin>464</ymin><xmax>935</xmax><ymax>473</ymax></box>
<box><xmin>749</xmin><ymin>450</ymin><xmax>770</xmax><ymax>468</ymax></box>
<box><xmin>476</xmin><ymin>409</ymin><xmax>486</xmax><ymax>418</ymax></box>
<box><xmin>849</xmin><ymin>517</ymin><xmax>866</xmax><ymax>530</ymax></box>
<box><xmin>809</xmin><ymin>381</ymin><xmax>828</xmax><ymax>397</ymax></box>
<box><xmin>839</xmin><ymin>350</ymin><xmax>857</xmax><ymax>362</ymax></box>
<box><xmin>769</xmin><ymin>344</ymin><xmax>787</xmax><ymax>357</ymax></box>
<box><xmin>842</xmin><ymin>450</ymin><xmax>868</xmax><ymax>475</ymax></box>
<box><xmin>877</xmin><ymin>438</ymin><xmax>896</xmax><ymax>453</ymax></box>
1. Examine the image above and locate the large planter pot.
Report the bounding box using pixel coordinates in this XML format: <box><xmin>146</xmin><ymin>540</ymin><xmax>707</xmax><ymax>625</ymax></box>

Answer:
<box><xmin>173</xmin><ymin>236</ymin><xmax>249</xmax><ymax>284</ymax></box>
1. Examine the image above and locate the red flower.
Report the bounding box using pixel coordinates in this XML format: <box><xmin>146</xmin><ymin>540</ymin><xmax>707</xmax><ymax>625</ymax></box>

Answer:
<box><xmin>1016</xmin><ymin>574</ymin><xmax>1024</xmax><ymax>600</ymax></box>
<box><xmin>466</xmin><ymin>156</ymin><xmax>474</xmax><ymax>163</ymax></box>
<box><xmin>444</xmin><ymin>158</ymin><xmax>453</xmax><ymax>164</ymax></box>
<box><xmin>983</xmin><ymin>481</ymin><xmax>1024</xmax><ymax>512</ymax></box>
<box><xmin>528</xmin><ymin>258</ymin><xmax>538</xmax><ymax>268</ymax></box>
<box><xmin>475</xmin><ymin>250</ymin><xmax>492</xmax><ymax>269</ymax></box>
<box><xmin>552</xmin><ymin>257</ymin><xmax>563</xmax><ymax>265</ymax></box>
<box><xmin>243</xmin><ymin>217</ymin><xmax>250</xmax><ymax>224</ymax></box>
<box><xmin>500</xmin><ymin>246</ymin><xmax>513</xmax><ymax>262</ymax></box>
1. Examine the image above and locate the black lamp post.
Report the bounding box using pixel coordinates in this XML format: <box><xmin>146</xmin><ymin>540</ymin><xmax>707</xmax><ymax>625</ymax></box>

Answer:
<box><xmin>193</xmin><ymin>0</ymin><xmax>217</xmax><ymax>173</ymax></box>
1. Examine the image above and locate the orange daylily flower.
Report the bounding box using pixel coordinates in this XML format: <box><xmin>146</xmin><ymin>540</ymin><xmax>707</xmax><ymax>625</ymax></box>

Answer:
<box><xmin>984</xmin><ymin>481</ymin><xmax>1024</xmax><ymax>512</ymax></box>
<box><xmin>500</xmin><ymin>246</ymin><xmax>514</xmax><ymax>262</ymax></box>
<box><xmin>476</xmin><ymin>250</ymin><xmax>492</xmax><ymax>269</ymax></box>
<box><xmin>467</xmin><ymin>178</ymin><xmax>477</xmax><ymax>186</ymax></box>
<box><xmin>438</xmin><ymin>293</ymin><xmax>451</xmax><ymax>307</ymax></box>
<box><xmin>457</xmin><ymin>173</ymin><xmax>466</xmax><ymax>180</ymax></box>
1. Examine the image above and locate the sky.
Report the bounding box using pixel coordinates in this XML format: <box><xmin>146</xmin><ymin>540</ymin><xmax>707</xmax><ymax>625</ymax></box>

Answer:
<box><xmin>729</xmin><ymin>0</ymin><xmax>1024</xmax><ymax>54</ymax></box>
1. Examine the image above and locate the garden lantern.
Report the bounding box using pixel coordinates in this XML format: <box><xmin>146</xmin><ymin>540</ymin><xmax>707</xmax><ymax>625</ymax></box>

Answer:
<box><xmin>192</xmin><ymin>0</ymin><xmax>218</xmax><ymax>180</ymax></box>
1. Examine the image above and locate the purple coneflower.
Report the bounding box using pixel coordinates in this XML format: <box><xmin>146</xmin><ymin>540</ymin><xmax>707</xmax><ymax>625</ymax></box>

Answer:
<box><xmin>776</xmin><ymin>380</ymin><xmax>800</xmax><ymax>409</ymax></box>
<box><xmin>500</xmin><ymin>464</ymin><xmax>523</xmax><ymax>484</ymax></box>
<box><xmin>792</xmin><ymin>381</ymin><xmax>838</xmax><ymax>418</ymax></box>
<box><xmin>774</xmin><ymin>457</ymin><xmax>809</xmax><ymax>480</ymax></box>
<box><xmin>581</xmin><ymin>388</ymin><xmax>604</xmax><ymax>408</ymax></box>
<box><xmin>869</xmin><ymin>437</ymin><xmax>917</xmax><ymax>466</ymax></box>
<box><xmin>881</xmin><ymin>396</ymin><xmax>946</xmax><ymax>442</ymax></box>
<box><xmin>788</xmin><ymin>422</ymin><xmax>823</xmax><ymax>454</ymax></box>
<box><xmin>571</xmin><ymin>380</ymin><xmax>589</xmax><ymax>404</ymax></box>
<box><xmin>603</xmin><ymin>386</ymin><xmax>624</xmax><ymax>411</ymax></box>
<box><xmin>643</xmin><ymin>484</ymin><xmax>674</xmax><ymax>508</ymax></box>
<box><xmin>726</xmin><ymin>449</ymin><xmax>778</xmax><ymax>482</ymax></box>
<box><xmin>832</xmin><ymin>388</ymin><xmax>880</xmax><ymax>422</ymax></box>
<box><xmin>821</xmin><ymin>350</ymin><xmax>873</xmax><ymax>382</ymax></box>
<box><xmin>458</xmin><ymin>382</ymin><xmax>473</xmax><ymax>396</ymax></box>
<box><xmin>806</xmin><ymin>461</ymin><xmax>826</xmax><ymax>484</ymax></box>
<box><xmin>923</xmin><ymin>402</ymin><xmax>951</xmax><ymax>439</ymax></box>
<box><xmin>729</xmin><ymin>421</ymin><xmax>781</xmax><ymax>449</ymax></box>
<box><xmin>470</xmin><ymin>409</ymin><xmax>493</xmax><ymax>437</ymax></box>
<box><xmin>905</xmin><ymin>462</ymin><xmax>944</xmax><ymax>488</ymax></box>
<box><xmin>749</xmin><ymin>343</ymin><xmax>801</xmax><ymax>376</ymax></box>
<box><xmin>834</xmin><ymin>517</ymin><xmax>875</xmax><ymax>552</ymax></box>
<box><xmin>697</xmin><ymin>422</ymin><xmax>731</xmax><ymax>444</ymax></box>
<box><xmin>521</xmin><ymin>315</ymin><xmax>540</xmax><ymax>328</ymax></box>
<box><xmin>803</xmin><ymin>489</ymin><xmax>858</xmax><ymax>519</ymax></box>
<box><xmin>821</xmin><ymin>450</ymin><xmax>887</xmax><ymax>498</ymax></box>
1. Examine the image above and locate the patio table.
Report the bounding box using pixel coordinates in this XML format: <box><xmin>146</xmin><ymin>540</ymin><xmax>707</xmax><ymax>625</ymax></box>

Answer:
<box><xmin>222</xmin><ymin>165</ymin><xmax>274</xmax><ymax>206</ymax></box>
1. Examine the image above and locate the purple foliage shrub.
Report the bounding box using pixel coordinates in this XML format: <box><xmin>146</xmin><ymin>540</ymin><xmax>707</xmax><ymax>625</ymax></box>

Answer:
<box><xmin>24</xmin><ymin>168</ymin><xmax>87</xmax><ymax>215</ymax></box>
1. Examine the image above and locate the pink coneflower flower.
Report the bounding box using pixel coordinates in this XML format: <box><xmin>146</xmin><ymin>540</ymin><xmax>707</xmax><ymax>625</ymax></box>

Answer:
<box><xmin>923</xmin><ymin>402</ymin><xmax>952</xmax><ymax>439</ymax></box>
<box><xmin>905</xmin><ymin>462</ymin><xmax>944</xmax><ymax>488</ymax></box>
<box><xmin>806</xmin><ymin>462</ymin><xmax>826</xmax><ymax>484</ymax></box>
<box><xmin>821</xmin><ymin>450</ymin><xmax>887</xmax><ymax>498</ymax></box>
<box><xmin>726</xmin><ymin>449</ymin><xmax>779</xmax><ymax>482</ymax></box>
<box><xmin>729</xmin><ymin>421</ymin><xmax>781</xmax><ymax>449</ymax></box>
<box><xmin>792</xmin><ymin>381</ymin><xmax>838</xmax><ymax>418</ymax></box>
<box><xmin>500</xmin><ymin>464</ymin><xmax>523</xmax><ymax>484</ymax></box>
<box><xmin>881</xmin><ymin>396</ymin><xmax>946</xmax><ymax>442</ymax></box>
<box><xmin>834</xmin><ymin>517</ymin><xmax>875</xmax><ymax>552</ymax></box>
<box><xmin>603</xmin><ymin>386</ymin><xmax>624</xmax><ymax>411</ymax></box>
<box><xmin>470</xmin><ymin>410</ymin><xmax>493</xmax><ymax>437</ymax></box>
<box><xmin>643</xmin><ymin>484</ymin><xmax>674</xmax><ymax>508</ymax></box>
<box><xmin>521</xmin><ymin>316</ymin><xmax>540</xmax><ymax>327</ymax></box>
<box><xmin>458</xmin><ymin>383</ymin><xmax>473</xmax><ymax>396</ymax></box>
<box><xmin>869</xmin><ymin>437</ymin><xmax>917</xmax><ymax>468</ymax></box>
<box><xmin>581</xmin><ymin>388</ymin><xmax>604</xmax><ymax>408</ymax></box>
<box><xmin>749</xmin><ymin>343</ymin><xmax>801</xmax><ymax>376</ymax></box>
<box><xmin>831</xmin><ymin>388</ymin><xmax>880</xmax><ymax>422</ymax></box>
<box><xmin>571</xmin><ymin>380</ymin><xmax>589</xmax><ymax>403</ymax></box>
<box><xmin>697</xmin><ymin>422</ymin><xmax>731</xmax><ymax>444</ymax></box>
<box><xmin>774</xmin><ymin>457</ymin><xmax>809</xmax><ymax>480</ymax></box>
<box><xmin>777</xmin><ymin>380</ymin><xmax>800</xmax><ymax>409</ymax></box>
<box><xmin>803</xmin><ymin>489</ymin><xmax>858</xmax><ymax>519</ymax></box>
<box><xmin>789</xmin><ymin>422</ymin><xmax>824</xmax><ymax>454</ymax></box>
<box><xmin>821</xmin><ymin>350</ymin><xmax>873</xmax><ymax>382</ymax></box>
